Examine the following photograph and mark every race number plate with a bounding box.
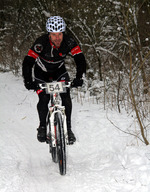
[46,82,65,93]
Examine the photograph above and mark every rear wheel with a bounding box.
[55,112,66,175]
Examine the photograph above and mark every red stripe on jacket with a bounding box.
[71,46,82,56]
[28,49,39,59]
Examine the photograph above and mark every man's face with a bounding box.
[49,32,63,48]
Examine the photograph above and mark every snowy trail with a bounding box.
[1,72,150,192]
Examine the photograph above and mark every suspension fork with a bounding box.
[50,111,57,147]
[50,109,68,147]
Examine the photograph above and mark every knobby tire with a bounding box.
[55,112,66,175]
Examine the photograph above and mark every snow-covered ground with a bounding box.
[1,72,150,192]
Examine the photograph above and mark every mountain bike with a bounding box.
[39,81,70,175]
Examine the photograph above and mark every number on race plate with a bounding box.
[47,82,64,93]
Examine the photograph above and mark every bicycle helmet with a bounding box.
[46,16,66,33]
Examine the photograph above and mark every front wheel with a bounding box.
[55,112,66,175]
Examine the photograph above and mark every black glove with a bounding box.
[72,78,83,87]
[24,81,36,90]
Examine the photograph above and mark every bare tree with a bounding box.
[122,0,149,145]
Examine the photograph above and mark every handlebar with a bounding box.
[39,81,71,94]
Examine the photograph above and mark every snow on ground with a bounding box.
[0,72,150,192]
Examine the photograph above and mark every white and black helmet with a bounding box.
[46,16,66,33]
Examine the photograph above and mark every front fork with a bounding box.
[63,114,69,145]
[50,108,68,147]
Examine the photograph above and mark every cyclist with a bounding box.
[22,16,86,144]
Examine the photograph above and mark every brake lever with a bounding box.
[39,83,47,89]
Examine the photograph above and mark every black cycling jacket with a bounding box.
[22,33,86,83]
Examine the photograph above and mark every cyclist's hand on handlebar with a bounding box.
[24,81,36,90]
[72,78,83,87]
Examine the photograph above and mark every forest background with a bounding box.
[0,0,150,145]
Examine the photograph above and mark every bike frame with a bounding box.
[40,82,70,143]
